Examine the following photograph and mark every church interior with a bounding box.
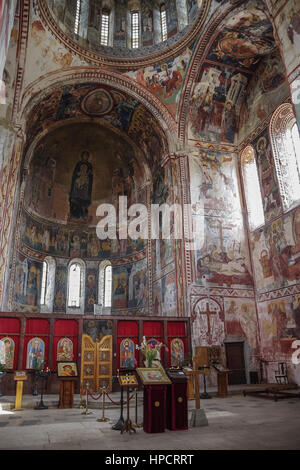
[0,0,300,451]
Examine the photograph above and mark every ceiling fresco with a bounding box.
[186,1,280,145]
[24,83,168,169]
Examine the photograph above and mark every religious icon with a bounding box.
[26,337,45,369]
[57,337,73,361]
[171,338,184,367]
[1,337,15,369]
[69,151,93,220]
[120,338,135,369]
[57,361,78,377]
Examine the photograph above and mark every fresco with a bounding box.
[224,298,258,351]
[275,0,300,77]
[113,259,148,313]
[189,63,249,144]
[253,128,282,223]
[21,210,146,259]
[53,264,67,312]
[250,208,300,294]
[141,0,154,47]
[83,319,113,342]
[85,266,98,313]
[24,85,166,178]
[238,49,289,141]
[189,150,252,288]
[165,0,178,37]
[191,298,225,347]
[24,121,145,225]
[258,294,300,362]
[14,254,43,309]
[125,47,193,117]
[0,0,17,83]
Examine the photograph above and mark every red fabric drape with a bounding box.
[54,319,78,336]
[25,319,50,335]
[143,321,163,337]
[0,318,21,333]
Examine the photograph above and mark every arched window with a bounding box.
[67,259,85,312]
[131,11,140,48]
[101,9,110,46]
[241,145,265,231]
[74,0,81,34]
[160,4,167,41]
[40,256,56,313]
[99,260,112,309]
[40,260,48,306]
[270,103,300,211]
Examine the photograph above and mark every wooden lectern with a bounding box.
[14,371,27,411]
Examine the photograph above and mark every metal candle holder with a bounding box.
[97,386,109,422]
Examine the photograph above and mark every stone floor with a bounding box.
[0,385,299,452]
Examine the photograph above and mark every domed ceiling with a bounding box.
[36,0,210,68]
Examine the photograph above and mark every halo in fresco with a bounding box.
[81,88,114,116]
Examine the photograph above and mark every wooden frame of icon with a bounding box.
[136,367,171,385]
[57,361,78,378]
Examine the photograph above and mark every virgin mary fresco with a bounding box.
[69,151,93,220]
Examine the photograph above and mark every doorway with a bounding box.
[225,342,246,385]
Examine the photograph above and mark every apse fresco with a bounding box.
[250,208,300,294]
[24,84,167,172]
[21,209,146,259]
[24,121,145,225]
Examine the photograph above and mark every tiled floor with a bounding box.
[0,389,300,450]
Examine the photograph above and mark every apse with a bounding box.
[24,121,144,225]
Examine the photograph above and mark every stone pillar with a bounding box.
[0,127,25,310]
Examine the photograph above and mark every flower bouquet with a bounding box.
[136,336,168,368]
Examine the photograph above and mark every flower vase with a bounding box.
[146,358,153,368]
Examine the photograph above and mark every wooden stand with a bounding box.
[121,386,136,435]
[13,372,27,411]
[58,378,77,408]
[213,366,229,398]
